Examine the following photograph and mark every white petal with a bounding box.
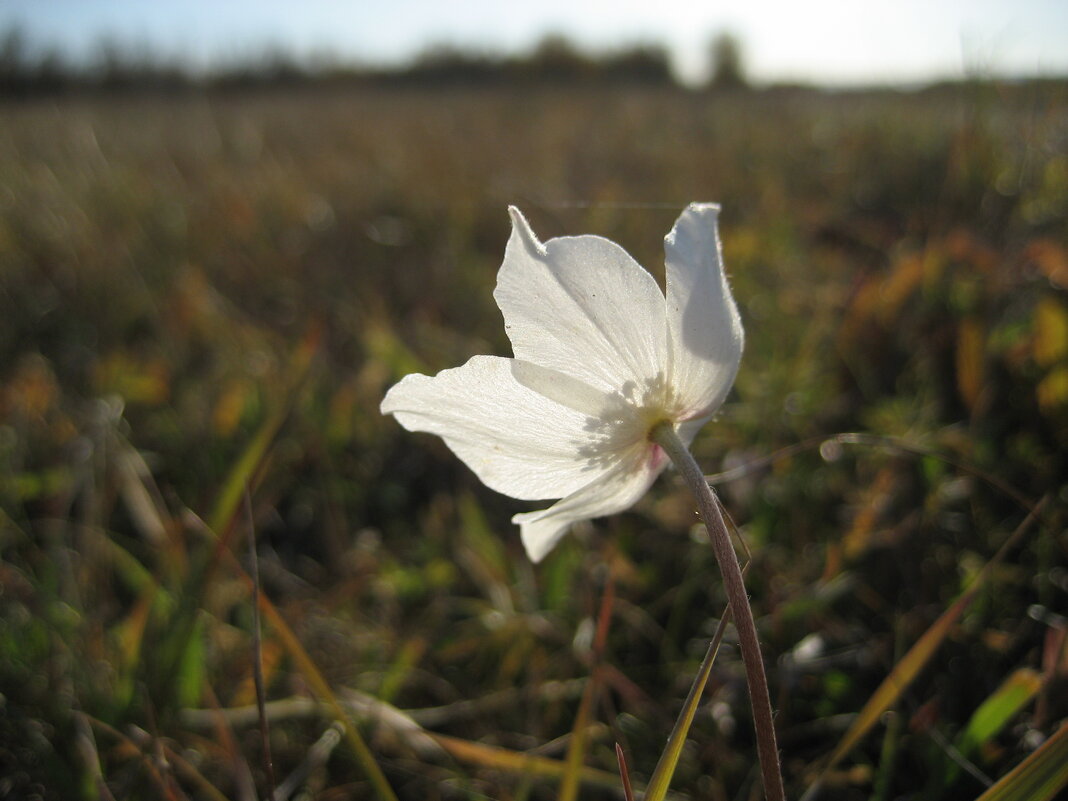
[674,415,709,447]
[664,204,744,421]
[495,207,669,396]
[381,355,615,501]
[509,360,614,418]
[514,442,668,562]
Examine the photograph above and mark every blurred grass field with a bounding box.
[1,81,1067,800]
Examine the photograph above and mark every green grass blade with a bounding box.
[643,611,731,801]
[150,330,318,709]
[644,506,752,801]
[207,326,318,538]
[957,668,1043,759]
[823,588,978,771]
[972,723,1068,801]
[175,615,206,710]
[801,499,1046,801]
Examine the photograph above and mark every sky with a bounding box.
[3,0,1067,86]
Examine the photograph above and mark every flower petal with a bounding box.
[380,355,615,501]
[513,442,667,562]
[509,359,614,418]
[664,203,744,420]
[495,207,669,396]
[674,416,709,447]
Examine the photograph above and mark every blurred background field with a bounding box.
[1,9,1068,800]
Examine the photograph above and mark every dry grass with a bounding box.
[1,81,1066,799]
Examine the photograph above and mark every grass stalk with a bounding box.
[651,423,785,801]
[244,489,277,800]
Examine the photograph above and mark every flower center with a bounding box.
[573,372,682,469]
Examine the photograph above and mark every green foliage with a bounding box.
[0,81,1066,799]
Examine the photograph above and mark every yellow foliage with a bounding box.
[1036,366,1068,413]
[212,379,253,436]
[1,355,58,419]
[92,352,171,405]
[1033,298,1068,368]
[956,317,985,411]
[843,466,896,559]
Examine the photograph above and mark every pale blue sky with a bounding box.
[3,0,1066,85]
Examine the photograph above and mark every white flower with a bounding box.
[381,204,743,562]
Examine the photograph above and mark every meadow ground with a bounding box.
[1,82,1067,800]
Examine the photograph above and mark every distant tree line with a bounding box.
[0,26,753,97]
[377,35,676,88]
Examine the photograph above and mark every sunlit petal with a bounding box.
[674,415,708,447]
[664,203,744,420]
[514,443,667,562]
[381,355,614,501]
[495,207,669,395]
[509,359,616,418]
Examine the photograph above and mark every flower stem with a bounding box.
[651,423,785,801]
